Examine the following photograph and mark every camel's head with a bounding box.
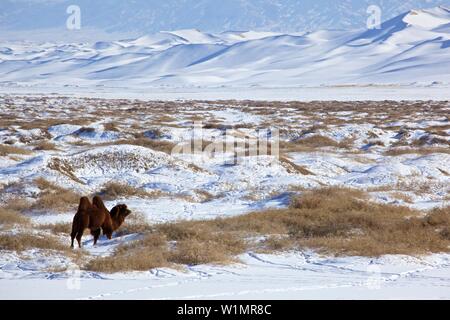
[110,204,131,228]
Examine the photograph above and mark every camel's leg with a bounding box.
[76,229,84,248]
[91,228,101,246]
[70,225,77,248]
[105,231,113,240]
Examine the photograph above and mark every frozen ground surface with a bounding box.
[2,85,450,102]
[0,95,449,299]
[2,252,450,300]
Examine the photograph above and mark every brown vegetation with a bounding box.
[32,178,81,212]
[385,147,450,156]
[0,207,30,227]
[98,182,162,201]
[279,156,314,175]
[33,140,58,151]
[38,222,72,235]
[95,138,176,154]
[0,233,67,252]
[0,144,32,156]
[85,187,450,272]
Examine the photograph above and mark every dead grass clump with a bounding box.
[0,208,30,226]
[280,136,354,153]
[134,138,177,154]
[47,158,84,184]
[296,135,351,149]
[97,138,176,154]
[153,115,176,124]
[169,235,242,265]
[426,207,450,227]
[38,222,72,235]
[261,235,293,252]
[394,178,441,195]
[0,233,66,252]
[98,182,161,201]
[85,233,169,272]
[33,140,58,151]
[103,122,120,132]
[279,156,314,175]
[390,192,413,204]
[194,189,216,202]
[0,144,32,156]
[113,213,152,237]
[17,118,92,131]
[385,147,450,156]
[32,178,81,212]
[289,187,366,210]
[367,140,385,147]
[2,198,31,212]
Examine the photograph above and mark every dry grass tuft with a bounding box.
[95,138,176,154]
[37,222,72,235]
[390,192,413,204]
[0,144,32,156]
[2,197,31,212]
[169,235,242,265]
[194,189,216,202]
[33,140,58,151]
[97,182,162,201]
[47,158,84,184]
[113,213,152,237]
[289,187,367,210]
[385,147,450,156]
[0,208,30,227]
[295,135,353,149]
[279,156,314,175]
[85,233,169,272]
[0,233,67,252]
[103,122,120,132]
[32,178,81,212]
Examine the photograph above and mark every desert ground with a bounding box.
[0,95,449,299]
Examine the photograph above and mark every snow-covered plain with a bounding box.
[0,96,449,299]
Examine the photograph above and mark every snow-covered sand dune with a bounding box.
[1,7,450,89]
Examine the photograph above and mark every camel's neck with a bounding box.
[111,216,125,231]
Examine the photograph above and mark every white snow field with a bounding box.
[0,7,450,91]
[0,96,449,300]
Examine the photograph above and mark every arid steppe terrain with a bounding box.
[1,95,449,299]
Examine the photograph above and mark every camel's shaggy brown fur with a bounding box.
[70,196,131,248]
